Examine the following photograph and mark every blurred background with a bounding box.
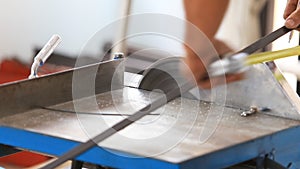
[0,0,298,92]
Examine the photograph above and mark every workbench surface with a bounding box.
[1,87,300,169]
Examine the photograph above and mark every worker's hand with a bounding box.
[284,0,300,29]
[184,55,244,89]
[183,40,244,89]
[211,39,232,57]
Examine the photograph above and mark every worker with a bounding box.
[184,0,299,88]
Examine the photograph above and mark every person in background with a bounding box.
[184,0,299,88]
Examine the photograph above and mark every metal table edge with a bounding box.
[0,126,179,169]
[180,125,300,169]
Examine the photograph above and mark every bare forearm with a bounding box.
[183,0,237,88]
[184,0,229,39]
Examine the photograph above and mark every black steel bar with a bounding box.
[40,107,160,116]
[239,26,292,54]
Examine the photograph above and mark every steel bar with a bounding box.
[239,26,292,54]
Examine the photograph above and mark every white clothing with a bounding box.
[216,0,268,51]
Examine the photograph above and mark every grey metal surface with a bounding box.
[201,64,300,120]
[0,53,300,165]
[1,87,300,164]
[0,60,123,118]
[138,56,300,120]
[139,57,201,99]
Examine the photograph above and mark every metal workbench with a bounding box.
[1,60,300,168]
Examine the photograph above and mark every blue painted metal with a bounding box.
[1,125,300,169]
[0,126,177,169]
[180,126,300,169]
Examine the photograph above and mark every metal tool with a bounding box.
[208,45,300,77]
[207,52,248,77]
[207,26,298,77]
[42,26,296,168]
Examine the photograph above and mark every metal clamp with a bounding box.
[207,53,248,77]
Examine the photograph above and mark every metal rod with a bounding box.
[239,26,292,54]
[246,46,300,65]
[110,0,132,59]
[40,107,160,116]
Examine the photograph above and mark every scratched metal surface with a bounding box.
[1,87,300,164]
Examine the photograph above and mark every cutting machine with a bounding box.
[1,26,300,169]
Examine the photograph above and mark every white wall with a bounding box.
[128,0,185,57]
[273,0,299,91]
[0,0,274,64]
[0,0,120,63]
[0,0,186,64]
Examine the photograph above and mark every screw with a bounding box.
[241,106,258,117]
[113,52,124,60]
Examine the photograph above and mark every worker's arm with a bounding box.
[183,0,242,88]
[184,0,231,55]
[184,0,228,41]
[284,0,300,29]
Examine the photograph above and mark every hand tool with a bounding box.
[41,26,296,169]
[208,26,297,77]
[208,45,300,77]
